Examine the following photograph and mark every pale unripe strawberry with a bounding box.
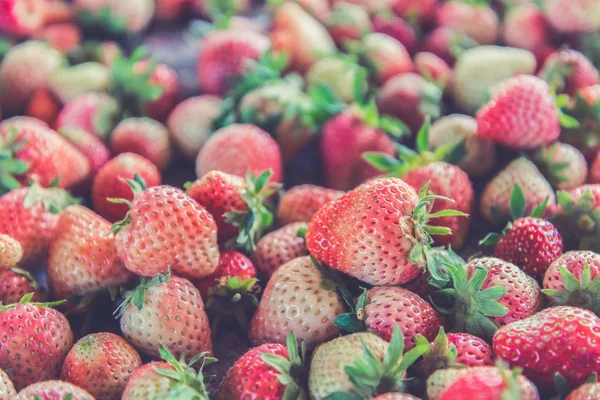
[49,62,111,104]
[437,1,499,45]
[542,0,600,33]
[307,57,365,103]
[0,369,15,400]
[0,234,22,271]
[536,142,588,190]
[16,381,94,400]
[251,222,309,279]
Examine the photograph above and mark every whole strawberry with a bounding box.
[503,4,553,64]
[112,185,219,279]
[436,1,499,45]
[0,368,16,399]
[16,381,94,400]
[0,233,21,270]
[249,256,345,350]
[92,153,161,222]
[195,124,283,183]
[358,32,413,85]
[55,92,119,141]
[0,267,44,305]
[217,332,307,400]
[325,2,371,46]
[251,222,309,279]
[110,117,171,171]
[494,306,600,389]
[543,0,600,33]
[133,60,179,121]
[0,294,73,390]
[372,12,417,55]
[47,205,134,300]
[61,332,142,400]
[536,142,588,191]
[117,273,213,360]
[59,127,111,179]
[278,185,344,225]
[538,49,600,95]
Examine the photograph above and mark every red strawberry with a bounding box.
[110,117,171,171]
[436,1,499,45]
[438,365,540,400]
[74,0,155,33]
[0,267,44,305]
[216,332,307,400]
[278,184,344,225]
[59,127,111,177]
[133,60,179,121]
[424,27,477,66]
[35,22,82,53]
[372,12,417,55]
[55,92,119,141]
[25,88,61,127]
[536,142,588,191]
[195,124,283,183]
[539,49,600,95]
[194,250,257,299]
[567,382,600,399]
[154,0,187,21]
[0,368,15,399]
[0,233,22,270]
[16,381,95,399]
[392,0,437,23]
[494,306,600,389]
[416,328,494,378]
[61,332,142,400]
[0,294,73,390]
[503,4,553,64]
[47,205,134,300]
[92,153,161,223]
[0,184,77,266]
[42,0,74,25]
[251,222,309,279]
[117,273,212,360]
[167,95,222,162]
[306,177,466,285]
[543,0,600,33]
[0,41,63,113]
[476,75,561,149]
[198,28,270,95]
[378,73,442,134]
[480,158,556,225]
[325,2,372,46]
[0,0,46,37]
[249,256,345,350]
[113,185,219,279]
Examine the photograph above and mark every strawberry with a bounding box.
[493,306,600,389]
[92,153,161,222]
[378,73,442,134]
[356,32,413,85]
[270,2,335,73]
[0,267,44,305]
[0,0,46,37]
[536,142,588,191]
[308,326,425,399]
[427,368,471,400]
[561,85,600,156]
[48,62,110,104]
[195,124,283,183]
[251,222,309,279]
[74,0,155,33]
[415,328,494,379]
[133,60,179,121]
[567,382,600,399]
[306,56,364,103]
[0,120,91,191]
[452,46,536,114]
[0,294,73,390]
[591,152,600,184]
[0,369,15,399]
[542,251,600,315]
[25,88,61,127]
[55,92,119,141]
[0,41,63,113]
[414,52,452,90]
[538,49,600,95]
[16,381,95,399]
[372,12,417,55]
[277,0,330,21]
[117,273,213,360]
[194,249,257,298]
[60,332,141,400]
[110,117,171,171]
[325,2,372,46]
[0,233,22,270]
[0,184,77,266]
[167,95,222,162]
[59,128,110,185]
[503,4,553,64]
[307,178,466,285]
[436,1,499,45]
[480,158,556,225]
[429,114,495,177]
[35,22,82,53]
[553,184,600,250]
[424,27,477,66]
[392,0,437,23]
[216,331,308,400]
[187,170,277,250]
[42,0,74,25]
[112,185,219,279]
[542,0,600,33]
[47,205,134,300]
[249,256,345,350]
[154,0,187,21]
[437,365,540,400]
[198,29,270,96]
[278,184,344,225]
[121,345,214,400]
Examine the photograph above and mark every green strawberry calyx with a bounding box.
[77,6,128,35]
[205,276,260,332]
[497,361,525,400]
[109,174,148,234]
[260,331,309,400]
[0,128,30,195]
[0,292,65,311]
[154,344,216,400]
[560,92,600,151]
[535,143,572,189]
[479,184,549,247]
[22,181,80,214]
[224,169,279,251]
[413,327,462,377]
[113,270,170,318]
[552,188,600,251]
[543,263,600,315]
[324,325,429,399]
[363,116,467,177]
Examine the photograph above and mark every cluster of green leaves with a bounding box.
[205,276,260,331]
[113,270,170,318]
[0,129,30,194]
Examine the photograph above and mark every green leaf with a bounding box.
[530,197,549,218]
[477,300,509,317]
[415,116,431,154]
[379,116,409,138]
[384,325,405,372]
[509,184,526,220]
[559,112,581,129]
[479,232,501,246]
[560,266,581,292]
[362,152,402,172]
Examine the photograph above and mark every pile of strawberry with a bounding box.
[2,0,600,399]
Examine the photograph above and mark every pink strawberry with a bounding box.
[359,32,413,85]
[59,127,111,177]
[154,0,187,21]
[503,4,554,64]
[278,184,344,225]
[436,1,499,45]
[414,52,452,90]
[195,124,283,183]
[110,117,171,171]
[325,2,372,46]
[194,250,257,299]
[113,185,219,279]
[251,222,309,279]
[0,267,44,305]
[0,294,74,390]
[117,273,212,360]
[0,233,22,270]
[0,0,46,37]
[92,152,161,222]
[539,49,600,96]
[392,0,437,23]
[34,22,82,53]
[55,92,119,141]
[424,27,477,66]
[47,205,134,300]
[543,0,600,33]
[16,381,95,399]
[167,95,222,162]
[536,142,588,191]
[133,60,179,121]
[372,12,417,55]
[248,256,345,350]
[25,87,61,127]
[61,332,141,400]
